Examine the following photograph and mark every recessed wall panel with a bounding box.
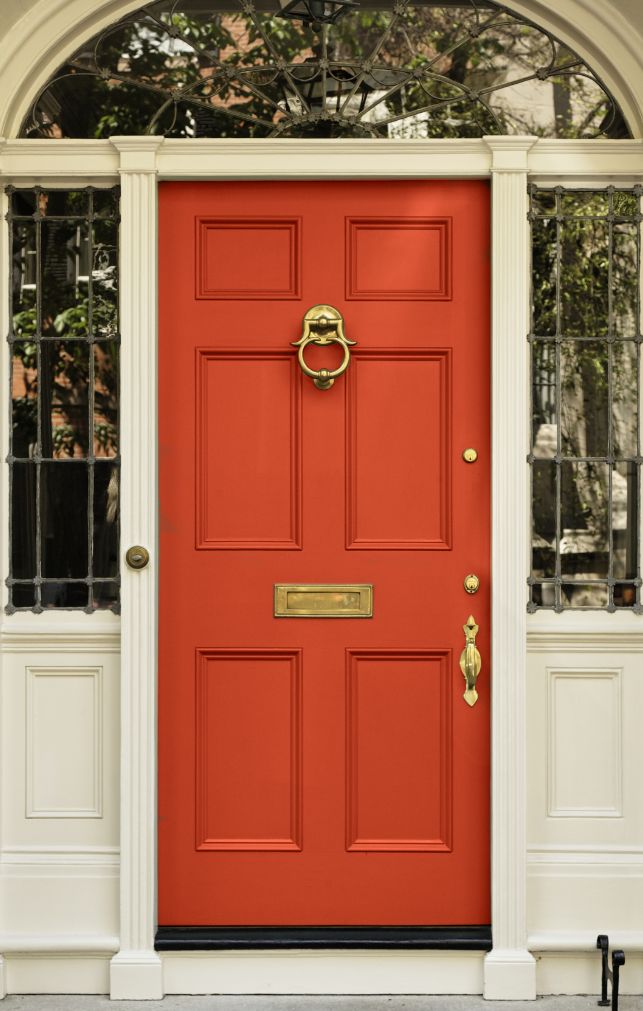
[346,649,452,851]
[197,217,301,299]
[26,666,102,818]
[346,350,451,549]
[196,350,301,548]
[547,668,623,817]
[196,649,302,850]
[346,217,451,300]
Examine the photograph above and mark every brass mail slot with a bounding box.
[274,584,373,618]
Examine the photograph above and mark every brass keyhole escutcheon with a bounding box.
[464,573,480,594]
[462,447,478,463]
[126,545,150,570]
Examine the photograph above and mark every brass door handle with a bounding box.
[459,614,481,707]
[292,304,356,390]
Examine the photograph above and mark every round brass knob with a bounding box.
[464,573,480,594]
[462,448,478,463]
[125,545,150,570]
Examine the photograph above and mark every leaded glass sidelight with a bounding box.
[529,186,642,612]
[21,1,628,140]
[7,187,120,613]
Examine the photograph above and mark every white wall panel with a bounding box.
[547,669,622,818]
[26,667,102,818]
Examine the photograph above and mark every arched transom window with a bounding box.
[23,0,628,140]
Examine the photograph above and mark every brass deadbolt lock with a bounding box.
[464,573,480,594]
[126,545,150,570]
[462,448,478,463]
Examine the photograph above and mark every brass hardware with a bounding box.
[125,545,150,570]
[462,448,478,463]
[464,573,480,594]
[459,614,481,707]
[275,583,372,617]
[292,304,356,390]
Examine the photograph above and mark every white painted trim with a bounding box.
[0,131,641,999]
[483,136,537,1001]
[162,951,486,995]
[107,137,162,1002]
[529,931,643,952]
[1,137,643,183]
[25,666,103,819]
[0,937,119,954]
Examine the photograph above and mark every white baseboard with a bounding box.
[109,952,163,1000]
[483,949,537,1000]
[162,951,485,995]
[3,954,109,995]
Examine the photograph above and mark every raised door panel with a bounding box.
[197,217,301,299]
[346,217,451,300]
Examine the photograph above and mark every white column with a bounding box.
[483,136,537,1001]
[109,136,164,1001]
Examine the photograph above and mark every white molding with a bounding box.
[107,136,162,1002]
[0,956,5,1000]
[25,666,103,819]
[0,936,118,954]
[546,667,623,820]
[484,135,537,1002]
[528,931,643,952]
[1,137,643,184]
[162,951,485,995]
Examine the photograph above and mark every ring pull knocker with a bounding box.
[292,304,356,390]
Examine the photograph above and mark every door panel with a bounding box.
[158,180,490,926]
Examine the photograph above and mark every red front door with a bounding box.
[158,180,490,926]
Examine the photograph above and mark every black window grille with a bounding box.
[6,186,120,613]
[529,185,641,612]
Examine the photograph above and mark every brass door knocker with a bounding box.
[292,304,356,390]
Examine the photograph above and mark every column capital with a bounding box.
[109,136,164,173]
[483,135,538,173]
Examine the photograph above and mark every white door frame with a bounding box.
[1,134,643,1000]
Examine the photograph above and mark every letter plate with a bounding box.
[274,584,373,618]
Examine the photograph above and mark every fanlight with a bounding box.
[22,0,629,140]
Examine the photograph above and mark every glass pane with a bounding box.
[94,341,119,456]
[532,460,556,577]
[560,341,608,457]
[42,189,89,217]
[11,584,36,608]
[41,581,89,608]
[92,189,120,218]
[560,582,608,608]
[40,341,89,459]
[612,222,638,337]
[11,221,38,332]
[11,343,38,458]
[10,189,37,216]
[612,462,638,579]
[12,462,37,579]
[93,581,119,609]
[531,341,557,456]
[531,190,557,216]
[560,191,608,217]
[94,463,119,577]
[560,218,609,337]
[612,341,638,458]
[40,219,89,339]
[612,192,639,218]
[530,583,556,608]
[561,461,609,576]
[614,584,638,608]
[531,217,557,336]
[92,219,118,339]
[40,462,88,577]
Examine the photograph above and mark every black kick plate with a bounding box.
[155,926,492,951]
